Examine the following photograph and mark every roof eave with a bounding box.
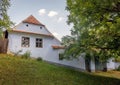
[10,30,53,37]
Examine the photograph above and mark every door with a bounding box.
[85,57,91,72]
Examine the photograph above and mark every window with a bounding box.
[21,37,30,47]
[36,38,43,48]
[26,24,29,27]
[40,26,42,29]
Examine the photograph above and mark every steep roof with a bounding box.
[22,15,44,26]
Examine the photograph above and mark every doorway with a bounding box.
[85,57,91,72]
[4,30,8,39]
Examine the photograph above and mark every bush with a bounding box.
[36,57,43,61]
[21,51,31,59]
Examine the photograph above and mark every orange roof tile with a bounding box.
[22,15,44,26]
[52,45,65,49]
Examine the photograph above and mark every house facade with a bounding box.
[7,15,117,72]
[8,15,61,59]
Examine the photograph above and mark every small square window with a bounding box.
[26,24,29,27]
[21,37,30,47]
[36,38,43,48]
[40,27,42,29]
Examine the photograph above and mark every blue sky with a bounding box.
[8,0,71,40]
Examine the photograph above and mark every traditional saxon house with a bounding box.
[5,15,119,72]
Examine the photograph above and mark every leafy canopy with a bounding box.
[0,0,13,37]
[63,0,120,61]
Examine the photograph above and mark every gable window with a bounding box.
[40,26,42,29]
[36,38,43,48]
[26,24,29,27]
[21,37,30,47]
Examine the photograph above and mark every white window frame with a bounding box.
[36,38,43,48]
[21,37,30,47]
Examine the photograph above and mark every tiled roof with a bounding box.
[52,45,65,49]
[22,15,44,26]
[10,29,53,37]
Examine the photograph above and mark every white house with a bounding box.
[6,15,117,72]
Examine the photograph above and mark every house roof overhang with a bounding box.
[10,29,54,37]
[52,45,65,49]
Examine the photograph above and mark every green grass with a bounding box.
[0,54,119,85]
[92,71,120,79]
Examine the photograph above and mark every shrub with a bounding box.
[36,57,43,61]
[21,51,31,59]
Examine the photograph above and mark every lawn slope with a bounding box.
[0,54,119,85]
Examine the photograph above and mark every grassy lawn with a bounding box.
[92,71,120,79]
[0,54,119,85]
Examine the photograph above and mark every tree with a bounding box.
[0,0,13,37]
[61,35,75,47]
[63,0,120,61]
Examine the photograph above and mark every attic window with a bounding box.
[40,26,42,29]
[26,24,29,27]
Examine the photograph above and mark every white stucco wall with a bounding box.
[90,60,95,72]
[107,58,115,70]
[9,22,59,57]
[115,62,120,69]
[8,22,87,71]
[14,23,51,35]
[45,49,86,71]
[8,32,86,71]
[8,32,59,58]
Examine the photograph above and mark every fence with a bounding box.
[0,39,8,53]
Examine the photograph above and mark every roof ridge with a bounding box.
[22,15,44,26]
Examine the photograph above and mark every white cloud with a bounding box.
[38,9,46,15]
[48,11,58,17]
[57,17,65,22]
[53,32,59,36]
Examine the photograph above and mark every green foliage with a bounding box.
[114,56,120,62]
[36,57,43,61]
[63,0,120,61]
[21,51,31,59]
[0,0,13,37]
[61,35,75,47]
[0,54,119,85]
